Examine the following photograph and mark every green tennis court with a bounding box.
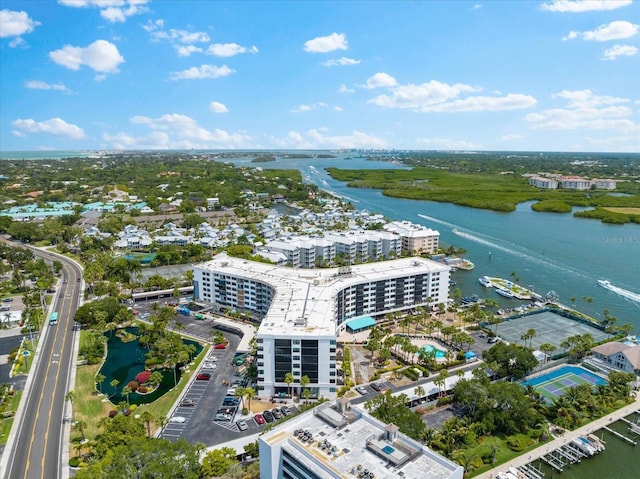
[521,365,607,403]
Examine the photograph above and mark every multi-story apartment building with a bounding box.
[259,398,463,479]
[193,253,449,399]
[383,220,440,255]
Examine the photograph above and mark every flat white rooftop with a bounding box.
[199,253,449,337]
[261,401,462,479]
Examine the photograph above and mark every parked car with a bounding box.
[488,337,499,344]
[180,399,196,407]
[355,386,368,395]
[236,420,248,431]
[223,397,240,406]
[217,407,236,415]
[214,343,227,349]
[196,373,211,380]
[215,413,232,422]
[2,298,13,303]
[263,410,275,423]
[370,382,382,392]
[169,416,187,423]
[280,406,292,416]
[226,388,236,396]
[271,408,283,420]
[254,414,265,425]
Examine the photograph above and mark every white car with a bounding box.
[355,386,368,395]
[169,416,187,423]
[236,420,248,431]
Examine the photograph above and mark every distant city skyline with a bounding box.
[1,0,639,153]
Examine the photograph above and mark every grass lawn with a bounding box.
[0,390,23,446]
[466,432,547,477]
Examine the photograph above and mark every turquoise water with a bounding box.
[219,154,639,334]
[421,344,446,359]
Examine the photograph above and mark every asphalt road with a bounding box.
[2,244,81,479]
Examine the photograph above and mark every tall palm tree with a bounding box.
[284,372,295,397]
[244,387,256,412]
[65,390,75,422]
[140,410,154,437]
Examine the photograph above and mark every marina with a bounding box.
[474,399,640,479]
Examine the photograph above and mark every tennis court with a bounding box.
[495,309,612,355]
[521,365,607,403]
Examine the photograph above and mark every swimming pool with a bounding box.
[421,344,446,359]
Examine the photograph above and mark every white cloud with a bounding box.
[603,44,638,60]
[291,102,328,113]
[322,57,361,67]
[25,80,72,93]
[366,77,536,113]
[104,113,251,149]
[338,84,355,93]
[552,89,629,108]
[9,37,26,48]
[206,43,258,57]
[564,20,639,41]
[59,0,149,23]
[417,137,483,150]
[176,45,203,57]
[334,106,343,112]
[153,28,210,44]
[304,32,348,53]
[11,117,85,139]
[541,0,631,12]
[11,130,26,138]
[526,89,639,132]
[360,72,398,89]
[169,64,234,80]
[269,128,387,149]
[49,40,124,73]
[0,9,40,38]
[209,101,228,113]
[473,4,483,9]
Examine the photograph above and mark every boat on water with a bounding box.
[479,276,493,287]
[598,279,611,288]
[495,288,516,299]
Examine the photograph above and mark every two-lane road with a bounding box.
[2,245,81,479]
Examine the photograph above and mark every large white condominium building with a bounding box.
[259,398,463,479]
[193,253,449,399]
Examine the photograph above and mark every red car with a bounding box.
[196,373,211,380]
[254,414,265,425]
[214,343,227,349]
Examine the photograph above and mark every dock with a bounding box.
[603,425,637,445]
[517,464,544,479]
[474,394,640,479]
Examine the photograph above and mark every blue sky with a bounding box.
[1,0,639,152]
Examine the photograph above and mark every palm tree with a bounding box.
[109,379,120,398]
[284,372,295,398]
[300,375,310,399]
[235,386,246,409]
[243,387,256,412]
[95,373,106,394]
[414,385,425,401]
[435,369,449,398]
[122,385,132,405]
[140,410,154,437]
[72,420,87,441]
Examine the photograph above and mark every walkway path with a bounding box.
[475,393,640,479]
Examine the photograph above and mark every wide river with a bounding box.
[222,153,640,335]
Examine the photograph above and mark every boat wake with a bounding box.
[599,281,640,304]
[418,214,592,278]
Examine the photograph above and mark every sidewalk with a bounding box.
[474,393,640,479]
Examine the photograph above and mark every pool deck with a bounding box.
[474,392,640,479]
